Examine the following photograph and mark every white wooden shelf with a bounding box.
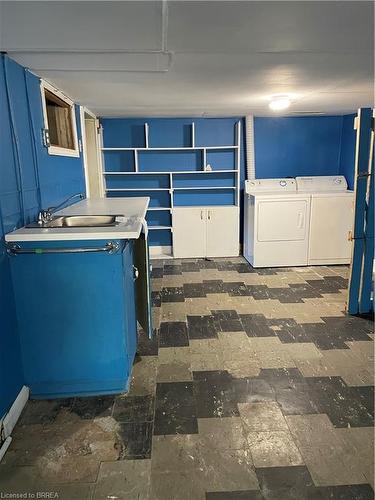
[147,207,171,211]
[173,186,236,191]
[107,186,235,192]
[102,145,239,151]
[172,170,238,174]
[103,171,170,175]
[106,188,170,192]
[103,170,238,175]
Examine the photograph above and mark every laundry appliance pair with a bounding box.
[243,176,354,268]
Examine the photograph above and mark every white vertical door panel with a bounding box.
[206,206,239,257]
[309,194,354,264]
[172,208,206,258]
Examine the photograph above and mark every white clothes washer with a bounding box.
[296,175,354,265]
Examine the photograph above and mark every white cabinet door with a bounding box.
[172,208,206,258]
[206,206,239,257]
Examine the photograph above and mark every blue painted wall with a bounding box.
[339,114,357,190]
[101,117,246,246]
[253,115,345,179]
[0,55,85,416]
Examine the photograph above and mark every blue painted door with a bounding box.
[134,231,153,338]
[348,108,374,315]
[122,240,137,370]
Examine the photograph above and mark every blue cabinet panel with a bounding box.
[103,151,135,172]
[173,172,235,188]
[139,150,202,172]
[108,190,171,208]
[174,189,235,206]
[149,229,172,246]
[149,120,192,147]
[10,239,137,398]
[146,211,171,227]
[206,150,236,169]
[194,118,237,147]
[106,174,170,190]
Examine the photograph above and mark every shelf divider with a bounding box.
[101,145,238,151]
[145,123,149,149]
[103,170,238,175]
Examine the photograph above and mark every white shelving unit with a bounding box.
[100,121,241,257]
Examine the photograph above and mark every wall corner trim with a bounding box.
[0,385,29,459]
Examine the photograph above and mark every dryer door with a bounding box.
[257,199,308,242]
[253,196,310,267]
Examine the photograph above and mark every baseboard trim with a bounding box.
[0,385,29,463]
[2,385,29,439]
[0,437,12,463]
[150,245,173,259]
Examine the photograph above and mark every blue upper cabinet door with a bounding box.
[122,240,138,369]
[134,231,153,339]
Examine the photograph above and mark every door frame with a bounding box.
[80,106,104,198]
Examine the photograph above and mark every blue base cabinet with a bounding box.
[9,239,140,398]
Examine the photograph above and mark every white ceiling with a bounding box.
[0,1,373,117]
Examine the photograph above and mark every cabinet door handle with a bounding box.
[133,266,139,280]
[201,210,204,220]
[208,210,211,220]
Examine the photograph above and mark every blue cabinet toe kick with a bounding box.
[29,379,131,400]
[8,238,152,399]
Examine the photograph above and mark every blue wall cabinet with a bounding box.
[100,118,243,255]
[9,239,143,398]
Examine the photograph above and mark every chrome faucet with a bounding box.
[37,193,84,225]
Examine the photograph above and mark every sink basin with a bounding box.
[26,215,119,228]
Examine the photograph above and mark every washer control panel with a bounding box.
[245,178,296,194]
[296,175,348,192]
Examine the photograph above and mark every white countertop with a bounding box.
[5,197,150,242]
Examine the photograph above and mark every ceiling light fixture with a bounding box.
[269,95,291,111]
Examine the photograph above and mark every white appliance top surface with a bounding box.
[5,197,150,242]
[245,178,297,194]
[296,175,348,192]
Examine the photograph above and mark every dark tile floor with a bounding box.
[0,258,374,499]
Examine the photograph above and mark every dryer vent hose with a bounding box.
[245,115,255,180]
